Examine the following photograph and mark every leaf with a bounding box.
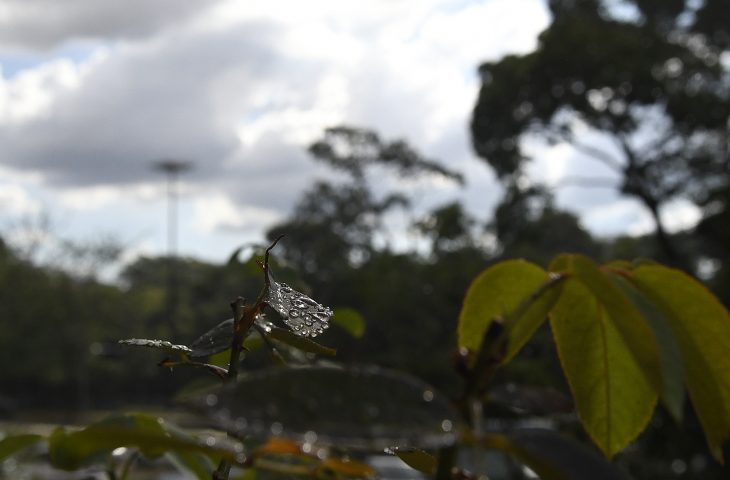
[611,274,685,422]
[390,447,436,475]
[0,434,43,461]
[331,308,366,338]
[630,265,730,462]
[195,365,461,450]
[266,271,333,338]
[267,326,336,356]
[118,338,192,355]
[458,260,551,362]
[478,429,629,480]
[549,277,657,458]
[189,318,235,358]
[167,451,216,480]
[317,458,377,478]
[254,438,302,456]
[550,254,663,396]
[48,413,234,470]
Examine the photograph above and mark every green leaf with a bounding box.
[458,260,550,361]
[196,365,461,450]
[630,265,730,462]
[331,308,366,338]
[549,277,657,458]
[189,318,235,358]
[0,434,43,461]
[267,326,336,356]
[478,429,629,480]
[118,338,192,355]
[390,447,436,475]
[167,451,216,480]
[550,254,663,397]
[48,413,233,470]
[611,274,685,422]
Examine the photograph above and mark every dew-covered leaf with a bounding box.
[479,429,629,480]
[118,338,192,355]
[549,277,656,458]
[194,365,460,450]
[267,326,336,356]
[48,413,234,470]
[0,434,43,461]
[630,265,730,462]
[189,318,234,358]
[390,447,437,475]
[266,271,333,338]
[331,308,366,338]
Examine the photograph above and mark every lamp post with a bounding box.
[154,159,192,336]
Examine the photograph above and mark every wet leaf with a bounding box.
[0,434,43,461]
[189,318,235,358]
[195,365,460,450]
[458,260,551,362]
[478,429,629,480]
[266,271,333,338]
[267,326,336,356]
[391,447,436,475]
[630,265,730,462]
[118,338,192,355]
[48,413,233,470]
[549,277,656,458]
[331,308,366,338]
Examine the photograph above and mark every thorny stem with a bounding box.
[213,236,283,480]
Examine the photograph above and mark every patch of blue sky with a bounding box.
[0,40,103,79]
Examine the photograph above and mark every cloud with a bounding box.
[0,0,553,260]
[0,0,221,51]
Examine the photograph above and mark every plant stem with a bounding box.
[212,236,283,480]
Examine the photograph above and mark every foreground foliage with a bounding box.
[2,245,730,479]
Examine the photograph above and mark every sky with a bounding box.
[0,0,702,272]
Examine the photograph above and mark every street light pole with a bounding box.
[154,159,192,337]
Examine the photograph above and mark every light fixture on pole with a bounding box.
[153,159,192,336]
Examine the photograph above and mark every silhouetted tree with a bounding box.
[471,0,730,263]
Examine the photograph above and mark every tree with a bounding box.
[471,0,730,263]
[491,182,603,264]
[268,125,463,282]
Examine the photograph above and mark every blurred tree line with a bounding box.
[0,0,728,477]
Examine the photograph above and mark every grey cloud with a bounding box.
[0,0,222,51]
[0,22,297,188]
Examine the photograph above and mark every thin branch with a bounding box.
[571,140,625,172]
[553,175,619,189]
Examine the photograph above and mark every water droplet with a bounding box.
[303,430,318,443]
[441,419,453,432]
[112,447,128,457]
[235,453,247,464]
[205,394,218,407]
[270,422,284,435]
[422,390,434,402]
[289,309,300,318]
[302,442,313,453]
[205,436,217,447]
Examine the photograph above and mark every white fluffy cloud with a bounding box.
[0,0,553,261]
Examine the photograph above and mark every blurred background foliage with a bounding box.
[1,0,729,478]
